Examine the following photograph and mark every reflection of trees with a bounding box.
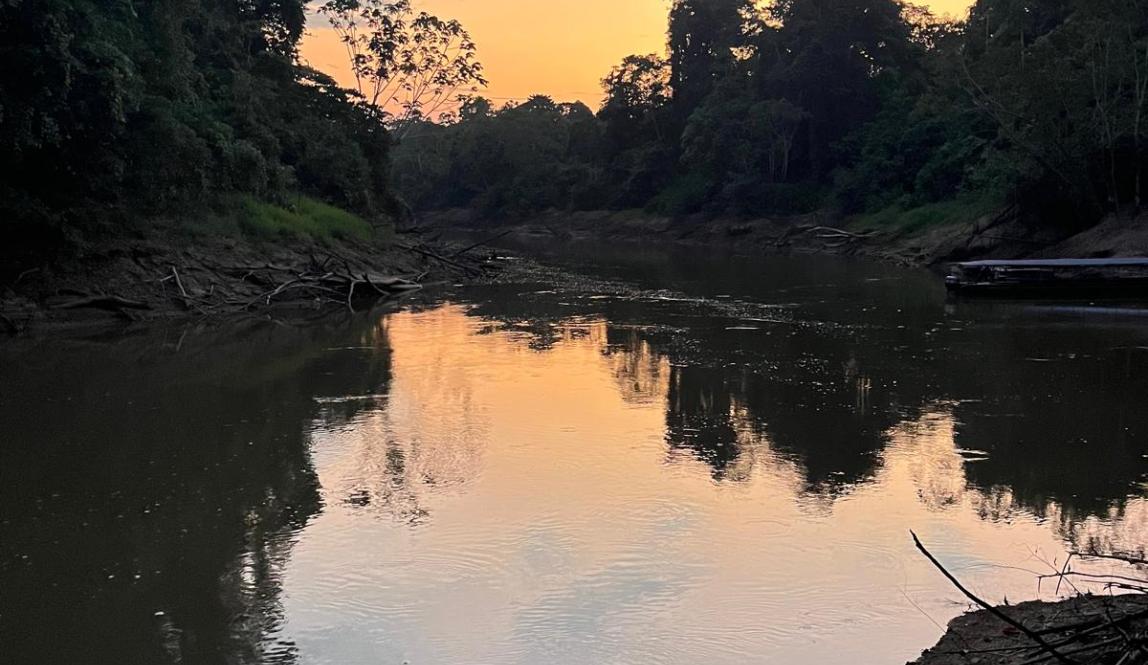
[1062,498,1148,556]
[459,278,1148,529]
[603,327,666,406]
[942,334,1148,522]
[649,311,1148,521]
[0,316,393,665]
[322,307,491,525]
[665,365,740,478]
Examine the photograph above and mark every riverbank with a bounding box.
[0,228,491,335]
[913,593,1148,665]
[421,207,1148,267]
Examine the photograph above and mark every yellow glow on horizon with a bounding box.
[301,0,975,110]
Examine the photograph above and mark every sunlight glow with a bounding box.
[301,0,976,109]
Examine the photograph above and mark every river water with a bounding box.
[2,243,1147,665]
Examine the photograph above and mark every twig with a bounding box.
[911,531,1078,665]
[1073,551,1148,567]
[1038,572,1148,587]
[346,279,358,312]
[1056,553,1075,596]
[1016,636,1123,665]
[245,278,301,309]
[53,295,151,311]
[170,266,190,299]
[14,267,41,285]
[1040,607,1148,651]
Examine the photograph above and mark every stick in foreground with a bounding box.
[910,530,1077,665]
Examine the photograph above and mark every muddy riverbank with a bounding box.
[913,593,1148,665]
[422,208,1148,267]
[0,231,492,335]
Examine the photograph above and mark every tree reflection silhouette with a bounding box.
[0,316,393,665]
[457,275,1148,523]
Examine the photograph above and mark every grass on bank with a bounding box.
[182,193,377,243]
[850,193,1002,235]
[236,195,374,242]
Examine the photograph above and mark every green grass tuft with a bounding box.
[851,193,1002,235]
[237,195,373,242]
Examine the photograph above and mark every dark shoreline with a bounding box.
[421,208,1148,268]
[0,231,490,336]
[911,593,1148,665]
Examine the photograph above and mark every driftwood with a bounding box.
[451,229,515,257]
[237,267,421,312]
[803,225,876,240]
[398,242,482,274]
[774,224,875,248]
[53,295,151,312]
[225,250,435,313]
[24,241,481,325]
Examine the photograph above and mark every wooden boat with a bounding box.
[945,258,1148,297]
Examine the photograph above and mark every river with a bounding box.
[2,242,1147,664]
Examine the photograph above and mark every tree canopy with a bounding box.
[0,0,471,249]
[392,0,1148,231]
[7,0,1148,242]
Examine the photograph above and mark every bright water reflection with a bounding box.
[2,249,1147,665]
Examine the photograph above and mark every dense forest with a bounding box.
[395,0,1148,234]
[3,0,1148,261]
[0,0,423,262]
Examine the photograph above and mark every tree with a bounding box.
[317,0,487,137]
[759,0,919,180]
[760,99,807,182]
[667,0,755,120]
[600,54,671,149]
[0,0,408,255]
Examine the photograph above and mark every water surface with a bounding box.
[3,245,1147,664]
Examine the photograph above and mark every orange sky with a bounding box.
[302,0,975,110]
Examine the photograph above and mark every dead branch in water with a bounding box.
[451,229,515,257]
[1073,550,1148,567]
[911,530,1079,665]
[53,295,151,312]
[398,242,481,274]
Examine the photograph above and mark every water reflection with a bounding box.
[3,246,1148,665]
[0,317,394,664]
[463,245,1148,519]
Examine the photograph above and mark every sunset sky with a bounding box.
[301,0,976,109]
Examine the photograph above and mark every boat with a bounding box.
[945,258,1148,297]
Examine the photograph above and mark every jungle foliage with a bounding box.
[0,0,400,250]
[394,0,1148,231]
